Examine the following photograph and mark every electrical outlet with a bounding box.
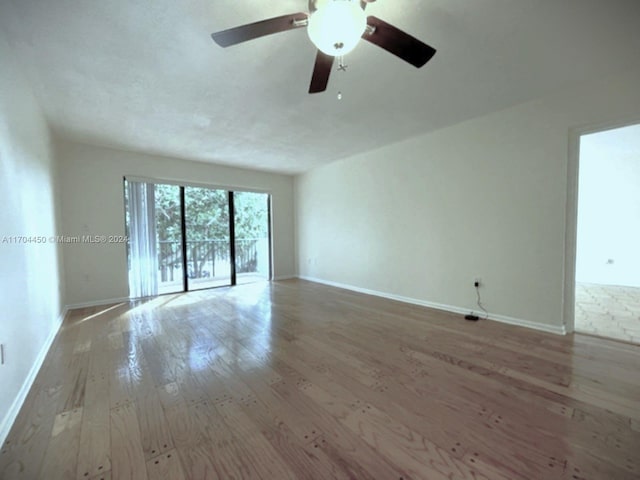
[474,277,481,287]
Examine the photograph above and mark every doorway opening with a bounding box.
[124,179,271,298]
[574,123,640,343]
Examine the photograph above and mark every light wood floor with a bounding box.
[575,282,640,344]
[2,280,640,479]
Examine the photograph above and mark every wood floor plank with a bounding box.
[110,402,147,480]
[155,382,185,410]
[144,449,185,480]
[76,375,111,479]
[178,441,257,480]
[235,433,299,480]
[189,400,235,445]
[231,373,324,444]
[39,407,83,480]
[108,349,134,410]
[270,377,409,480]
[57,351,89,414]
[238,398,350,480]
[347,401,519,480]
[135,391,174,460]
[213,399,265,440]
[0,384,61,479]
[164,403,208,449]
[3,280,640,479]
[309,331,575,472]
[90,470,111,480]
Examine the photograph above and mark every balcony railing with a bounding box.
[158,239,263,282]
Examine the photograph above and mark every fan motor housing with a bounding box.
[309,0,375,13]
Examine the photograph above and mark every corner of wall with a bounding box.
[51,134,68,309]
[0,37,68,447]
[0,307,67,446]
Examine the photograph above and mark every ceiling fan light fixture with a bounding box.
[307,0,367,56]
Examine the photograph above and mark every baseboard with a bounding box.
[273,275,297,281]
[65,296,130,310]
[299,276,566,336]
[0,306,68,446]
[488,312,566,335]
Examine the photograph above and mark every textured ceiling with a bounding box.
[1,0,639,174]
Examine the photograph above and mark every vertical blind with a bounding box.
[127,181,158,298]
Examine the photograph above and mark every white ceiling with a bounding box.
[1,0,639,174]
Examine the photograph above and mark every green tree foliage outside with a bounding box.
[154,185,268,280]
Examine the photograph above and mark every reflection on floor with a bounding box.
[575,282,640,344]
[3,280,640,479]
[158,273,268,294]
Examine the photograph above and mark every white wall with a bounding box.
[576,128,640,287]
[0,36,65,443]
[296,67,640,332]
[56,140,296,306]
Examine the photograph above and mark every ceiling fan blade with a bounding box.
[211,13,308,47]
[363,16,436,68]
[309,50,334,93]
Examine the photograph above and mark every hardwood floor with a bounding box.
[2,279,640,479]
[575,282,640,344]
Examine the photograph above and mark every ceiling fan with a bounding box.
[210,0,436,94]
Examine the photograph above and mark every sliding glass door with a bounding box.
[184,187,231,290]
[234,191,270,285]
[156,184,184,294]
[125,179,270,298]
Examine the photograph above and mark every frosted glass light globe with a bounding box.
[307,0,367,56]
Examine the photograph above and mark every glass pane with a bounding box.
[234,192,270,285]
[155,184,184,294]
[184,186,231,290]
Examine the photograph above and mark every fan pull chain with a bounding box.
[337,55,347,71]
[336,55,347,100]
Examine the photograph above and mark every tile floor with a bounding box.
[575,282,640,344]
